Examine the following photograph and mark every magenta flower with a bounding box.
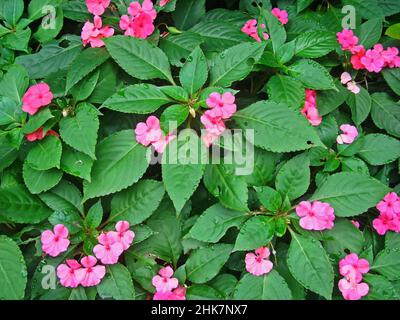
[241,19,269,42]
[93,232,124,265]
[373,192,400,235]
[381,46,400,68]
[296,201,335,231]
[336,29,359,52]
[301,89,322,126]
[75,256,106,287]
[339,253,369,283]
[206,92,237,119]
[25,127,59,142]
[159,0,170,7]
[41,224,70,257]
[360,45,385,73]
[85,0,110,16]
[109,221,135,250]
[336,124,358,144]
[56,259,83,288]
[81,15,114,48]
[245,247,273,276]
[153,286,186,300]
[22,83,53,115]
[271,8,288,25]
[200,111,226,136]
[135,116,163,146]
[152,266,179,293]
[338,278,369,300]
[120,0,156,39]
[376,192,400,216]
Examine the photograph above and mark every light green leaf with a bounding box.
[288,59,335,90]
[97,264,135,300]
[0,96,24,126]
[266,75,305,110]
[234,216,275,251]
[23,161,62,194]
[26,135,62,171]
[359,18,382,48]
[346,86,371,125]
[357,134,400,165]
[60,145,93,181]
[372,249,400,280]
[295,31,337,58]
[0,64,29,104]
[179,46,208,94]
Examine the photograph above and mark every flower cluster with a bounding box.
[241,20,269,42]
[41,221,135,288]
[338,253,370,300]
[337,29,400,73]
[373,192,400,235]
[336,124,358,145]
[135,115,175,153]
[200,92,237,147]
[301,89,322,126]
[120,0,157,39]
[152,266,186,300]
[245,247,273,276]
[296,201,335,231]
[340,72,360,94]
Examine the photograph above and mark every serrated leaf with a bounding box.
[179,46,208,94]
[295,31,337,58]
[172,0,205,30]
[0,96,24,126]
[346,86,371,125]
[97,264,135,300]
[359,18,382,49]
[160,104,189,131]
[60,145,93,181]
[266,75,305,109]
[85,200,103,229]
[26,135,62,170]
[288,59,335,90]
[23,161,63,194]
[0,64,29,104]
[372,249,400,280]
[371,93,400,137]
[234,216,275,251]
[22,108,54,134]
[357,134,400,165]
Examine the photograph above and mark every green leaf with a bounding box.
[372,249,400,280]
[210,42,265,87]
[288,59,335,90]
[371,93,400,138]
[386,23,400,40]
[160,86,189,102]
[255,186,282,213]
[364,274,400,300]
[186,284,224,300]
[233,101,323,152]
[263,9,286,53]
[188,203,247,243]
[66,48,109,92]
[26,135,62,171]
[287,232,333,299]
[203,164,249,212]
[2,28,31,53]
[59,103,99,159]
[88,62,118,104]
[276,154,310,200]
[234,216,275,251]
[22,108,54,134]
[382,69,400,97]
[110,179,165,225]
[359,18,383,49]
[160,104,189,131]
[266,75,305,110]
[162,131,205,213]
[0,96,24,126]
[83,130,149,200]
[60,145,93,181]
[244,148,277,186]
[0,184,52,223]
[311,172,390,217]
[0,236,27,299]
[357,134,400,165]
[186,244,233,284]
[179,46,208,94]
[28,0,62,20]
[0,0,24,25]
[295,31,337,58]
[33,6,64,43]
[346,86,371,125]
[104,36,173,84]
[102,84,170,114]
[0,64,29,104]
[70,69,100,102]
[85,200,103,229]
[172,0,206,30]
[318,80,349,116]
[97,264,135,300]
[23,161,62,194]
[233,271,292,300]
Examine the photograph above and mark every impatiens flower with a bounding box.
[153,286,186,300]
[296,201,335,231]
[159,0,170,7]
[22,83,53,115]
[135,116,163,147]
[346,81,360,94]
[336,124,358,144]
[271,8,288,25]
[41,224,70,257]
[337,29,359,52]
[241,19,269,42]
[206,92,237,119]
[93,232,124,265]
[340,72,352,84]
[152,132,176,153]
[120,0,157,39]
[376,192,400,216]
[152,266,179,293]
[339,253,370,283]
[360,45,385,73]
[352,220,360,229]
[109,221,135,250]
[81,15,114,48]
[373,211,400,235]
[86,0,110,16]
[351,46,367,70]
[245,247,273,276]
[338,278,369,300]
[202,132,220,148]
[76,256,106,287]
[128,0,157,20]
[25,127,59,142]
[57,259,83,288]
[200,111,226,136]
[301,89,322,126]
[381,46,400,68]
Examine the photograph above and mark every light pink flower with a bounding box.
[296,201,335,231]
[373,212,400,235]
[245,247,273,276]
[361,45,385,73]
[271,8,288,25]
[336,124,358,144]
[41,224,70,257]
[339,253,369,283]
[56,259,83,288]
[75,256,106,287]
[152,266,179,293]
[338,278,369,300]
[381,46,400,68]
[206,92,237,119]
[81,15,114,48]
[128,0,157,20]
[25,127,59,142]
[376,192,400,216]
[202,132,220,148]
[351,220,360,229]
[200,111,226,136]
[340,72,352,84]
[301,89,322,126]
[135,116,163,147]
[346,81,360,94]
[109,221,135,250]
[152,132,176,153]
[159,0,170,7]
[93,232,124,265]
[153,286,186,300]
[241,19,269,42]
[22,83,53,115]
[86,0,110,15]
[336,29,359,52]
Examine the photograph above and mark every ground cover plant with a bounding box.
[0,0,400,301]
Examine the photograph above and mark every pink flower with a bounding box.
[376,192,400,216]
[245,247,273,276]
[346,81,360,94]
[56,259,83,288]
[41,224,70,257]
[339,253,369,283]
[159,0,170,7]
[135,116,163,147]
[120,12,155,39]
[81,15,114,48]
[338,278,369,300]
[93,232,124,265]
[373,211,400,235]
[340,72,352,84]
[206,92,237,119]
[361,45,385,73]
[336,124,358,144]
[86,0,110,15]
[202,132,220,148]
[128,0,157,20]
[152,266,179,293]
[75,256,106,287]
[301,89,322,126]
[350,46,366,70]
[200,111,226,136]
[381,46,400,68]
[109,221,135,250]
[25,127,59,142]
[22,83,53,115]
[153,286,186,300]
[351,220,360,229]
[241,19,269,42]
[152,132,176,153]
[296,201,335,231]
[337,29,359,52]
[271,8,288,25]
